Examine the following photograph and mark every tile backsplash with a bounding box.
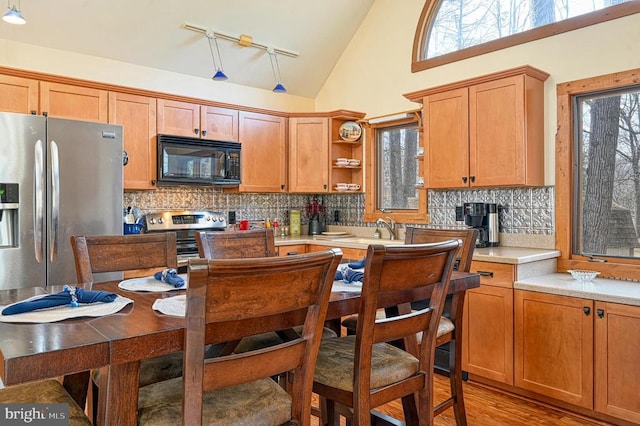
[124,186,554,235]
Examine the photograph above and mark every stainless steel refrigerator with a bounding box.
[0,112,123,290]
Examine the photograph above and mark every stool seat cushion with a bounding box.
[234,326,337,353]
[0,379,92,426]
[313,335,419,392]
[137,376,291,425]
[343,314,454,339]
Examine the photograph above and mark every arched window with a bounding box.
[412,0,640,72]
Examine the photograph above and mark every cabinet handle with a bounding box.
[462,177,468,184]
[194,128,199,135]
[323,184,327,189]
[476,271,493,277]
[583,307,591,316]
[287,251,299,256]
[470,176,476,183]
[597,308,605,318]
[202,130,207,137]
[122,150,129,166]
[151,179,156,186]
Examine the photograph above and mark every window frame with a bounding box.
[412,1,640,73]
[363,111,429,224]
[556,66,640,281]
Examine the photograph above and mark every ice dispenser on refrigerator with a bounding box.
[0,183,18,248]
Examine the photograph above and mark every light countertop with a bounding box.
[515,273,640,306]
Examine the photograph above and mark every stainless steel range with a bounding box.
[145,210,227,261]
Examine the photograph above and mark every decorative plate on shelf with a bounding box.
[339,121,362,142]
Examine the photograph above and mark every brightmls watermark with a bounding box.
[0,404,68,425]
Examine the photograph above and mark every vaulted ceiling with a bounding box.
[0,0,375,97]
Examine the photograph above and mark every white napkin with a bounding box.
[118,274,188,292]
[152,295,186,317]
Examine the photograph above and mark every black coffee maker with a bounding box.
[463,202,499,248]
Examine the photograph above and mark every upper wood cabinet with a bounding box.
[157,99,238,141]
[289,117,329,193]
[40,82,108,123]
[238,111,287,193]
[0,75,38,114]
[109,92,157,190]
[409,66,548,189]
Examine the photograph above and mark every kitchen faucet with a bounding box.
[376,217,396,240]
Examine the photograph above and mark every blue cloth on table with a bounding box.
[347,257,366,269]
[334,267,364,284]
[1,286,117,315]
[154,269,185,288]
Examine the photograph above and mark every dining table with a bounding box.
[0,271,479,426]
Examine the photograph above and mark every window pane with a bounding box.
[575,86,640,259]
[425,0,633,60]
[376,124,420,210]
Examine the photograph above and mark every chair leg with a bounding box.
[401,393,420,426]
[448,292,468,426]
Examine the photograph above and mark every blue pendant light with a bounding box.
[207,33,228,81]
[268,49,287,93]
[2,1,26,25]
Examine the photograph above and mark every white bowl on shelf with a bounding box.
[348,159,360,166]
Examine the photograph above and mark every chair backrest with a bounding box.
[195,228,276,259]
[183,249,343,425]
[70,233,178,283]
[404,227,478,272]
[352,241,459,416]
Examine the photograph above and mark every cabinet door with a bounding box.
[201,105,238,141]
[423,88,469,188]
[238,111,287,193]
[289,117,329,193]
[595,301,640,423]
[0,75,38,114]
[40,82,107,123]
[277,244,307,256]
[109,92,157,190]
[469,75,544,187]
[157,99,200,137]
[463,285,514,384]
[514,290,593,408]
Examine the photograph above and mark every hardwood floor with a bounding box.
[311,374,613,425]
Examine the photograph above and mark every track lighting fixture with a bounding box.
[206,32,228,81]
[2,0,25,25]
[268,49,287,93]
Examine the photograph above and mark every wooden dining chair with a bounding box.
[195,228,337,356]
[70,232,183,421]
[0,380,92,425]
[313,240,460,426]
[136,248,342,425]
[403,227,478,426]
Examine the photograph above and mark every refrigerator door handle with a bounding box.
[50,140,60,262]
[33,139,44,263]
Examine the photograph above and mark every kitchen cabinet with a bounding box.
[307,244,366,261]
[40,82,108,123]
[418,66,548,189]
[462,261,514,385]
[515,291,640,423]
[329,114,364,193]
[594,301,640,423]
[238,111,287,193]
[0,74,38,114]
[109,92,157,190]
[157,99,238,141]
[289,117,329,193]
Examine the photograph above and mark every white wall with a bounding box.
[0,39,316,113]
[315,0,640,185]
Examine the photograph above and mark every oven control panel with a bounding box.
[145,210,227,231]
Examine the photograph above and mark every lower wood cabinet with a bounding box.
[463,261,514,384]
[515,290,640,423]
[307,244,366,261]
[277,244,307,256]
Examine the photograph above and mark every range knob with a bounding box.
[211,216,218,222]
[148,218,155,224]
[158,218,164,224]
[206,215,212,221]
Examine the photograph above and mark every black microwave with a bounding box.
[157,134,241,186]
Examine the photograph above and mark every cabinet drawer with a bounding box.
[277,244,307,256]
[470,261,514,288]
[307,244,366,261]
